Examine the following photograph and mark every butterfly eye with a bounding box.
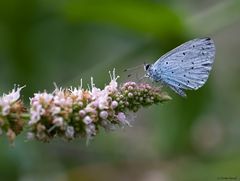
[144,64,150,71]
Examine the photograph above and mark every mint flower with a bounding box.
[27,69,171,142]
[0,86,26,143]
[0,69,171,144]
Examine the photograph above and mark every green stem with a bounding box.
[20,113,30,120]
[9,113,30,121]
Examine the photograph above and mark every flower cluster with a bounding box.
[27,70,171,142]
[0,69,171,144]
[0,86,26,143]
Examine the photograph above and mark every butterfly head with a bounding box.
[144,63,153,77]
[144,63,151,71]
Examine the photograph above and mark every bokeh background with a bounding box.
[0,0,240,180]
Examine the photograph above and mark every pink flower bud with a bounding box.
[117,112,126,123]
[53,117,64,126]
[100,111,108,119]
[111,101,118,109]
[128,93,133,98]
[83,116,92,125]
[79,110,86,117]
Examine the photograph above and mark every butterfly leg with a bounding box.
[169,85,187,97]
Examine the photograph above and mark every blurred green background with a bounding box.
[1,0,240,180]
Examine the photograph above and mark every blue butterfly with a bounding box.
[144,38,215,97]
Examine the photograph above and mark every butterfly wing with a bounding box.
[150,38,215,96]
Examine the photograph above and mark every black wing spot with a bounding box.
[192,62,194,65]
[202,79,204,82]
[166,62,168,64]
[205,37,211,41]
[193,45,195,48]
[171,71,174,74]
[183,74,186,77]
[202,63,211,66]
[191,67,194,69]
[183,52,185,55]
[202,52,205,55]
[181,60,183,62]
[178,83,181,86]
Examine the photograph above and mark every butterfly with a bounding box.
[144,37,215,97]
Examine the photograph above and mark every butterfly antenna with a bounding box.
[123,64,143,72]
[124,64,144,78]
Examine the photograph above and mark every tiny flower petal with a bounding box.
[111,101,118,109]
[65,126,75,139]
[117,112,130,126]
[79,110,86,117]
[100,111,108,119]
[117,112,126,122]
[83,116,92,125]
[51,106,61,115]
[53,117,64,126]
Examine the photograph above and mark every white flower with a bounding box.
[117,112,130,126]
[86,124,96,136]
[65,126,74,138]
[2,86,24,103]
[70,87,84,102]
[1,105,11,116]
[100,111,108,119]
[53,117,64,126]
[84,105,96,113]
[29,112,41,125]
[96,90,109,110]
[79,110,86,117]
[90,88,110,110]
[104,69,119,93]
[31,92,53,105]
[111,101,118,109]
[0,86,25,116]
[85,123,97,145]
[29,92,53,125]
[89,70,120,111]
[91,87,102,100]
[29,104,42,125]
[83,116,92,125]
[50,106,61,115]
[54,90,73,107]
